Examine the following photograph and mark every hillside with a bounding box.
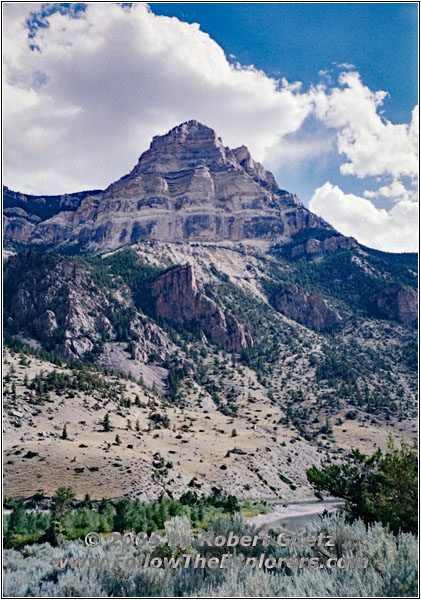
[3,238,417,500]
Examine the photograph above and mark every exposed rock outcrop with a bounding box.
[3,186,102,244]
[4,121,331,251]
[370,284,418,328]
[4,250,114,359]
[290,235,358,258]
[231,145,278,191]
[3,251,175,363]
[150,264,252,352]
[273,285,341,331]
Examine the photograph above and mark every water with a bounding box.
[247,500,345,533]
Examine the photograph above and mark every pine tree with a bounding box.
[102,412,113,432]
[158,501,169,527]
[51,486,76,521]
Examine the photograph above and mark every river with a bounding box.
[246,499,345,532]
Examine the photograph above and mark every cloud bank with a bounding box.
[3,3,314,193]
[3,3,418,251]
[309,182,418,253]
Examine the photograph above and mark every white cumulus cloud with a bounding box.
[2,3,418,253]
[3,2,315,194]
[312,72,419,180]
[364,180,418,204]
[309,182,419,252]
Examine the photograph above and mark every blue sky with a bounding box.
[150,2,418,204]
[152,3,418,122]
[3,2,419,251]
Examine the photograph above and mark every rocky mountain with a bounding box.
[3,235,418,501]
[287,234,358,259]
[4,250,113,358]
[3,186,102,245]
[3,121,330,251]
[2,121,418,502]
[370,284,418,328]
[3,250,176,379]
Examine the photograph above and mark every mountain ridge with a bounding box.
[4,120,332,252]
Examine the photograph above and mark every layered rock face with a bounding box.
[274,285,341,331]
[290,235,358,258]
[3,186,101,244]
[150,264,252,352]
[370,285,418,328]
[231,145,278,191]
[4,121,331,251]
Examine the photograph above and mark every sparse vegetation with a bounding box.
[102,412,113,432]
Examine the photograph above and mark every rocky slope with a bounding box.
[4,121,331,251]
[3,186,102,245]
[288,235,358,258]
[3,250,175,370]
[370,284,418,328]
[3,348,326,501]
[4,251,112,356]
[3,238,418,500]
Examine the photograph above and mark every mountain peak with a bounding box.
[152,120,218,144]
[133,121,282,192]
[169,119,215,133]
[4,120,332,250]
[134,120,232,175]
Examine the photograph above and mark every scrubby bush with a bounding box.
[3,513,417,597]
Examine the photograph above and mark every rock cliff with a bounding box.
[273,284,341,331]
[290,235,358,258]
[370,284,418,328]
[4,121,331,251]
[4,251,113,358]
[150,264,252,352]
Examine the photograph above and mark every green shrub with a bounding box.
[307,437,418,533]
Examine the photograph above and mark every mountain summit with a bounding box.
[133,121,277,190]
[4,121,330,251]
[133,121,242,175]
[2,122,418,506]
